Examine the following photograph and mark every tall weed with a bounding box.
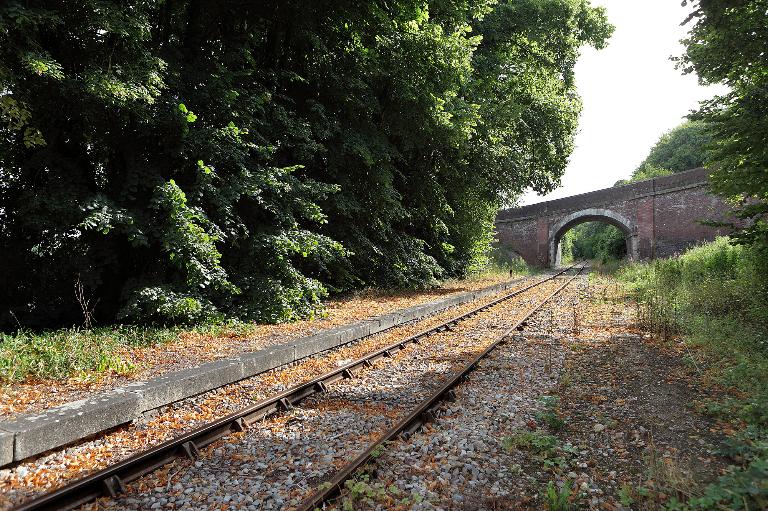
[0,321,260,382]
[618,237,768,510]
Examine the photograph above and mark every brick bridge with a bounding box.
[495,167,734,267]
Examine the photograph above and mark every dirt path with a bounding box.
[512,277,730,510]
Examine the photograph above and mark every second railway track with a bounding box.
[7,265,583,511]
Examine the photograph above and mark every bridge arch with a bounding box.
[549,208,638,266]
[495,168,732,268]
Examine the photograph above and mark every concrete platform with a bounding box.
[0,277,525,466]
[0,390,141,461]
[123,358,245,412]
[0,429,13,467]
[233,346,296,377]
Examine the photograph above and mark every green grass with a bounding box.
[502,431,559,454]
[486,246,539,277]
[617,237,768,510]
[0,321,262,382]
[588,257,627,275]
[0,265,531,383]
[455,260,530,284]
[536,395,567,431]
[544,481,573,511]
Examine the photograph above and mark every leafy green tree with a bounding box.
[614,121,710,186]
[614,165,672,187]
[679,0,768,246]
[561,222,626,262]
[0,1,346,327]
[0,0,612,329]
[636,120,710,174]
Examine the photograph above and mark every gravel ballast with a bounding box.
[71,278,570,511]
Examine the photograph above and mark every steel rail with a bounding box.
[12,265,576,511]
[297,264,586,511]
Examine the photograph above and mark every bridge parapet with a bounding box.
[497,167,710,222]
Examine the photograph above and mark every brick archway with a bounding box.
[494,168,734,267]
[548,208,638,266]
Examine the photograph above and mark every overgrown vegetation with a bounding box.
[334,473,424,510]
[488,246,538,277]
[0,0,612,330]
[619,237,768,509]
[0,263,526,382]
[679,0,768,248]
[615,121,711,186]
[536,395,567,431]
[0,321,264,382]
[560,222,626,264]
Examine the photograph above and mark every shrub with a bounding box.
[119,286,222,325]
[618,237,768,510]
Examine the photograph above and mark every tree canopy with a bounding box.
[614,120,710,186]
[636,120,710,174]
[0,0,612,329]
[680,0,768,246]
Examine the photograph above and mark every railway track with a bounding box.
[10,265,583,511]
[297,265,585,510]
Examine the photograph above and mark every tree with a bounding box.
[614,164,673,187]
[561,222,626,262]
[636,120,710,173]
[614,121,710,186]
[0,0,612,329]
[679,0,768,246]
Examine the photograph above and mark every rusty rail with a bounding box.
[297,264,585,511]
[12,265,578,511]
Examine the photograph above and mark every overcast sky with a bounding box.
[520,0,728,206]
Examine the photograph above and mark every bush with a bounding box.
[620,237,768,341]
[618,237,768,510]
[119,286,222,325]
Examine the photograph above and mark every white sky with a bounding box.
[520,0,728,206]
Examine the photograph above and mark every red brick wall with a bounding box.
[635,197,655,259]
[536,217,550,266]
[653,185,733,258]
[494,217,540,266]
